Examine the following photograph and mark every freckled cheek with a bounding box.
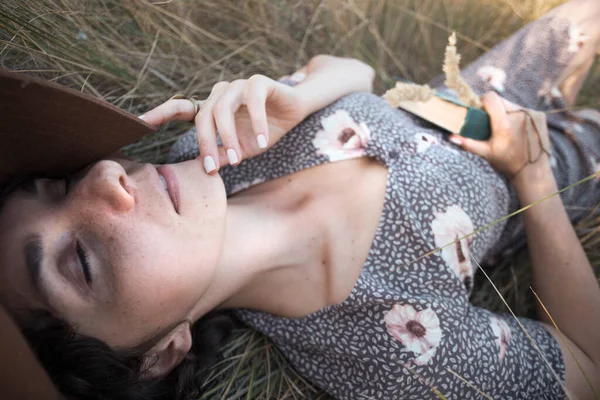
[116,253,198,311]
[108,223,213,310]
[116,281,193,329]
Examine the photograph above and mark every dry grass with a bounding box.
[1,0,599,398]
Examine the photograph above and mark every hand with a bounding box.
[449,92,552,180]
[140,75,307,174]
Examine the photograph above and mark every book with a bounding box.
[394,86,491,141]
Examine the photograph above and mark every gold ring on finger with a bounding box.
[190,96,201,116]
[169,93,202,121]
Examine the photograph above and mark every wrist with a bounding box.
[512,158,558,200]
[349,60,375,92]
[308,56,374,92]
[293,60,373,117]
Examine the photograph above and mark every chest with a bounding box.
[247,158,388,317]
[216,92,508,316]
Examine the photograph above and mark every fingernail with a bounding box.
[227,149,239,165]
[138,114,145,120]
[257,134,267,149]
[449,136,462,145]
[204,156,216,173]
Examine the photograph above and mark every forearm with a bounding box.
[293,55,374,117]
[514,161,600,362]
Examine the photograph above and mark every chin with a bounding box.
[173,159,227,216]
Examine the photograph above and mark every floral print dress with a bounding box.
[168,7,599,400]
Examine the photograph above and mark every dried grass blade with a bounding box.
[389,2,490,51]
[297,0,324,65]
[446,368,494,399]
[140,0,230,46]
[402,364,449,399]
[116,30,160,107]
[547,104,600,114]
[219,336,255,400]
[472,256,571,399]
[530,288,600,399]
[442,32,481,108]
[404,171,600,269]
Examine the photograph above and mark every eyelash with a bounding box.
[65,174,92,285]
[76,241,93,285]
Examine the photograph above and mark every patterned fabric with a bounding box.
[168,11,599,400]
[429,12,600,256]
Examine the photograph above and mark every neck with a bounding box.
[189,188,325,321]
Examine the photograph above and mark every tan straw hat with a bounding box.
[0,69,155,182]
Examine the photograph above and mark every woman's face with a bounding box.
[0,158,227,348]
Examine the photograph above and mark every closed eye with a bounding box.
[76,241,93,285]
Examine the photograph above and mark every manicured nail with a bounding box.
[227,149,239,165]
[204,156,216,173]
[138,114,145,120]
[449,136,462,145]
[257,134,267,149]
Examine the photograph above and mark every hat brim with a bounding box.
[0,69,155,182]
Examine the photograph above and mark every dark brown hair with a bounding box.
[1,177,235,399]
[18,309,234,400]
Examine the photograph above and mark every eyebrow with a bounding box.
[24,235,43,292]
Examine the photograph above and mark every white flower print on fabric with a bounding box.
[312,110,370,161]
[568,23,588,53]
[413,347,438,366]
[414,133,440,153]
[384,304,443,366]
[431,205,475,291]
[490,316,512,362]
[476,66,507,92]
[537,80,563,106]
[550,87,562,99]
[230,178,265,195]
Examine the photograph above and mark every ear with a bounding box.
[143,322,193,379]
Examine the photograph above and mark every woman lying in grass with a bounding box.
[1,0,599,399]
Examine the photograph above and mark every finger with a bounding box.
[481,92,511,135]
[217,147,228,168]
[213,80,245,166]
[246,75,270,149]
[139,99,197,128]
[196,82,229,174]
[449,135,492,159]
[196,110,219,174]
[497,97,522,113]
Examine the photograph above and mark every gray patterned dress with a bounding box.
[168,9,600,400]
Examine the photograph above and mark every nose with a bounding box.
[79,160,135,213]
